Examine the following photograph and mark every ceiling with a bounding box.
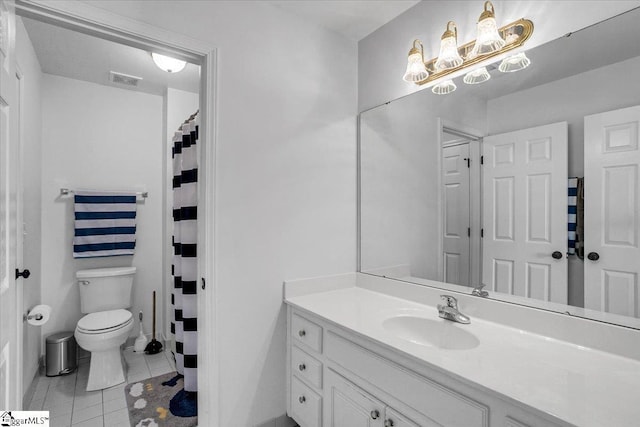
[268,0,421,40]
[21,1,421,95]
[21,17,201,97]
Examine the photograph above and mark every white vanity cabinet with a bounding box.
[286,306,568,427]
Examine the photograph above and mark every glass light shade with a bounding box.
[435,22,463,71]
[498,52,531,72]
[471,16,506,55]
[431,79,457,95]
[152,53,187,73]
[463,67,491,84]
[403,51,429,83]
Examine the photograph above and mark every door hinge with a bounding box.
[467,227,471,237]
[481,228,484,238]
[464,157,470,168]
[201,277,206,290]
[480,155,484,165]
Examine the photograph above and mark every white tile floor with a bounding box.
[27,348,176,427]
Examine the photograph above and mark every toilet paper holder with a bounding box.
[24,312,43,322]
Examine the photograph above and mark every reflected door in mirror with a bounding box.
[442,142,471,286]
[584,105,640,317]
[482,122,568,303]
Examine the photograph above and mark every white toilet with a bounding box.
[74,266,136,391]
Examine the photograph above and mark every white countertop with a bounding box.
[285,286,640,427]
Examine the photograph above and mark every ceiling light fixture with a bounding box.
[401,1,533,93]
[151,53,187,73]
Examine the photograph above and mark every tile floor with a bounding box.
[26,348,176,427]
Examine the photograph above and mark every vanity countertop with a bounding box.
[285,285,640,427]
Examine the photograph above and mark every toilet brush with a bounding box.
[134,311,148,352]
[144,290,163,354]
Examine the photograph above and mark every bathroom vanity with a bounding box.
[284,273,640,427]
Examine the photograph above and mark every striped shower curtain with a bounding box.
[171,115,199,393]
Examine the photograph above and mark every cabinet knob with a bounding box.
[298,363,306,371]
[298,395,306,404]
[298,329,306,337]
[370,410,380,420]
[384,420,395,427]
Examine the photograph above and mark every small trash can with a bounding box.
[46,331,77,377]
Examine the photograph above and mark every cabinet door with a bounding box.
[326,370,385,427]
[384,407,421,427]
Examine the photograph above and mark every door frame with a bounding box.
[14,1,218,424]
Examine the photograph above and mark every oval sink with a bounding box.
[382,315,480,350]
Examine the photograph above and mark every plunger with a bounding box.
[144,290,163,354]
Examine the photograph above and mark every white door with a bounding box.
[584,106,640,317]
[482,122,568,303]
[442,143,470,286]
[326,370,384,427]
[0,0,19,410]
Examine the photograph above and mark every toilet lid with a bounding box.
[77,309,132,332]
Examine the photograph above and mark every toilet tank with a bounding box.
[77,266,136,314]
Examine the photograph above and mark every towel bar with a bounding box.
[60,188,148,199]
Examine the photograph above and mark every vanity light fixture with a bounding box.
[151,52,187,73]
[498,52,531,73]
[401,1,533,90]
[432,79,457,95]
[402,40,430,83]
[434,22,464,71]
[469,1,506,57]
[463,66,491,84]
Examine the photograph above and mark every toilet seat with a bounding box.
[77,309,133,334]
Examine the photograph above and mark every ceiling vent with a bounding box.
[109,71,142,87]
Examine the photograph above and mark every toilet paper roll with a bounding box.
[26,304,51,326]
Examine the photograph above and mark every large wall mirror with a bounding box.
[359,7,640,329]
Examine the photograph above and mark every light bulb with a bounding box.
[434,22,464,71]
[402,40,429,83]
[470,1,505,57]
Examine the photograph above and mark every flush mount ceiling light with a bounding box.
[151,53,187,73]
[401,1,533,91]
[403,40,430,83]
[434,22,464,71]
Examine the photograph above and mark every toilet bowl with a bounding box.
[74,266,136,391]
[75,309,134,391]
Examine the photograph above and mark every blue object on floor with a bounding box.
[162,373,183,387]
[170,389,198,418]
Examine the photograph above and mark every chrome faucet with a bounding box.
[471,284,489,298]
[438,295,470,324]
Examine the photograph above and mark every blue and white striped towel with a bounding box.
[568,178,578,255]
[73,191,137,258]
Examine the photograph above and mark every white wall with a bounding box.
[79,2,357,425]
[40,74,164,348]
[486,55,640,306]
[16,17,43,394]
[358,0,640,111]
[163,88,199,340]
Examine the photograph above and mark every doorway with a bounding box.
[9,2,217,424]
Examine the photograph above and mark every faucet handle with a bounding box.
[440,295,458,308]
[472,284,489,298]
